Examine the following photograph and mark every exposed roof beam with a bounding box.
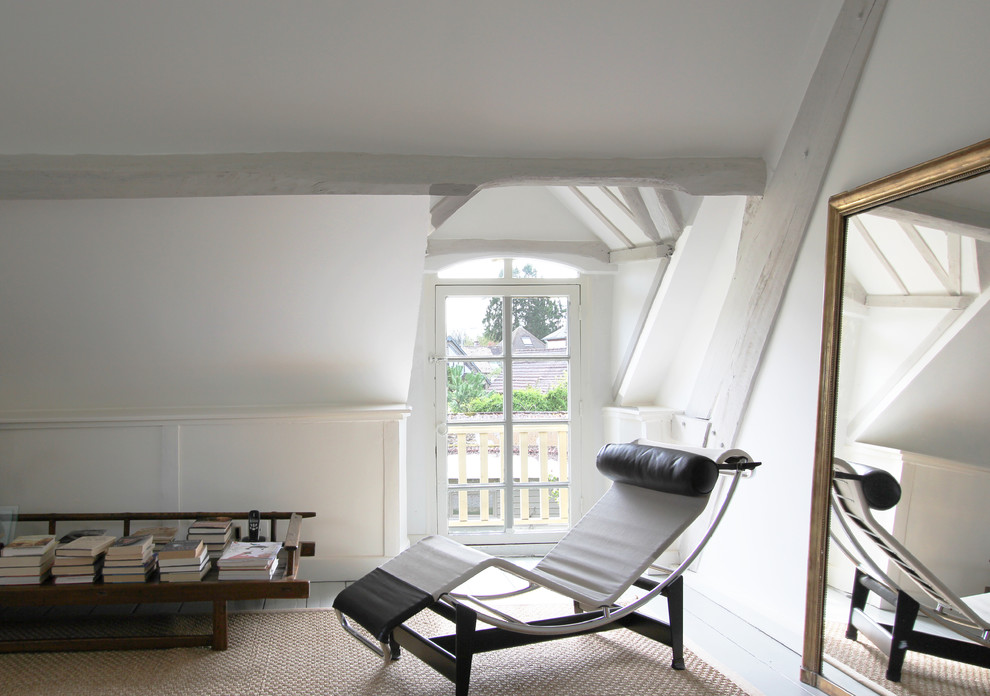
[619,187,665,243]
[685,0,886,448]
[0,152,766,201]
[609,243,674,264]
[851,216,910,294]
[848,285,990,441]
[568,186,635,248]
[865,294,973,309]
[880,195,990,242]
[899,221,956,294]
[426,238,611,264]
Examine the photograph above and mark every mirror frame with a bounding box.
[800,137,990,694]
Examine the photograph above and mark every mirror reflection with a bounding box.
[822,172,990,695]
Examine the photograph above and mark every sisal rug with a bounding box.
[823,620,990,696]
[0,608,753,696]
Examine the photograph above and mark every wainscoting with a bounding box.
[0,406,409,581]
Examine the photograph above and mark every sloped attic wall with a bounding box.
[0,195,428,579]
[0,195,428,414]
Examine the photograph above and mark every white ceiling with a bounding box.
[0,1,839,162]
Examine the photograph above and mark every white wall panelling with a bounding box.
[0,407,409,581]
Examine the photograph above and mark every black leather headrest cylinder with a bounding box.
[834,461,901,511]
[597,443,718,497]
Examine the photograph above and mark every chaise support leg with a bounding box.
[886,590,919,682]
[454,602,478,696]
[846,568,870,640]
[664,575,685,670]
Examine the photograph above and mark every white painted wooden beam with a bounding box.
[568,186,636,248]
[426,238,612,264]
[881,196,990,242]
[609,243,674,264]
[848,286,990,440]
[685,0,886,448]
[0,152,766,200]
[899,221,955,294]
[865,294,972,309]
[851,216,910,294]
[619,187,665,243]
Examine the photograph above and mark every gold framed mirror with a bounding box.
[801,137,990,695]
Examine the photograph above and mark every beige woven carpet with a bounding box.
[824,621,990,696]
[0,609,753,696]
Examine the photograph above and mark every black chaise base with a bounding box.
[373,574,685,696]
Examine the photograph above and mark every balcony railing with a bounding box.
[446,423,569,530]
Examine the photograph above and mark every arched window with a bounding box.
[435,257,581,544]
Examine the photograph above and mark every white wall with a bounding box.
[0,194,429,578]
[0,195,428,414]
[689,0,990,648]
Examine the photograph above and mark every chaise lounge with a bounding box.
[831,458,990,681]
[334,441,759,695]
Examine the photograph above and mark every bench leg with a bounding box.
[212,599,229,651]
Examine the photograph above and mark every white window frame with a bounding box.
[434,277,582,547]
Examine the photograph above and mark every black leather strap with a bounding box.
[332,567,433,641]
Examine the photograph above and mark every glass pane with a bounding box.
[447,488,505,533]
[438,258,505,279]
[446,360,504,422]
[511,428,570,531]
[510,486,568,532]
[512,428,569,484]
[509,296,568,354]
[511,258,578,279]
[446,426,505,533]
[446,427,505,484]
[511,360,568,420]
[445,296,500,355]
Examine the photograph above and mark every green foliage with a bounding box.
[466,392,504,413]
[447,364,488,413]
[459,378,568,415]
[482,296,565,343]
[511,386,545,412]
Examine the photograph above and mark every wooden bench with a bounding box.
[0,510,316,652]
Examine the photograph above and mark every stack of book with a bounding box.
[187,518,233,559]
[217,541,282,580]
[53,535,116,584]
[132,526,178,552]
[0,535,57,585]
[158,539,211,582]
[58,528,108,544]
[103,534,156,583]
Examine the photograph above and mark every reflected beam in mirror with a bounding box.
[849,216,910,294]
[881,195,990,243]
[845,296,980,441]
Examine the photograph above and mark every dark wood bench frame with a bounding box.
[0,510,316,652]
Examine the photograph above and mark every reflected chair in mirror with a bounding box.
[333,442,759,696]
[830,458,990,681]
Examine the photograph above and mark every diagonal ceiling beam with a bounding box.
[851,216,910,294]
[899,221,955,294]
[619,187,664,243]
[685,0,887,449]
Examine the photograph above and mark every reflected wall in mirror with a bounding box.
[803,139,990,696]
